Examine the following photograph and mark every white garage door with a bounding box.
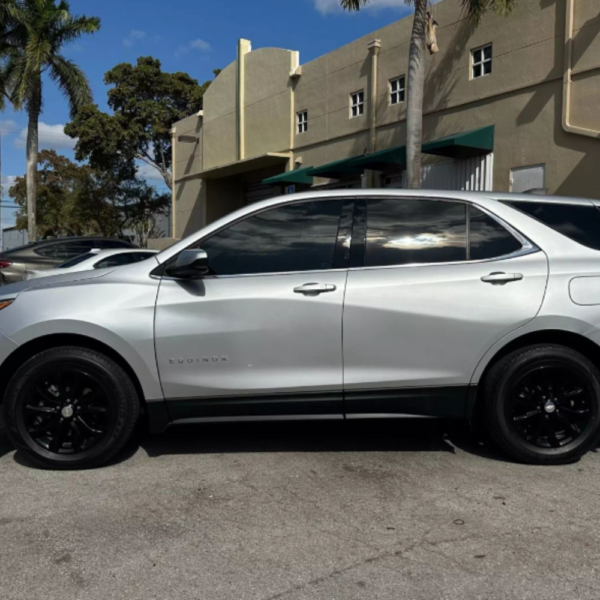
[385,154,494,191]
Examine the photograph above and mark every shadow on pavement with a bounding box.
[4,418,517,469]
[138,419,509,462]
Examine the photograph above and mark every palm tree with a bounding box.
[340,0,515,189]
[0,0,99,241]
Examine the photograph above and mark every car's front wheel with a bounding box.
[484,344,600,464]
[3,346,140,469]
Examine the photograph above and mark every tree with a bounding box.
[340,0,515,188]
[65,57,214,190]
[9,149,169,243]
[0,0,100,241]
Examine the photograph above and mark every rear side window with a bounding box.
[469,206,522,260]
[504,201,600,251]
[57,253,96,268]
[199,200,344,275]
[100,239,132,249]
[365,198,467,267]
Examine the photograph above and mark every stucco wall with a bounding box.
[170,0,600,240]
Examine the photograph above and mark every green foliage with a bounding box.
[0,0,100,117]
[9,150,170,239]
[65,56,215,189]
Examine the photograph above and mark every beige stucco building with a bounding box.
[165,0,599,243]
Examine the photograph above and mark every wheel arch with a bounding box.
[468,328,600,419]
[0,333,147,411]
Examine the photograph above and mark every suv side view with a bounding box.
[0,237,135,285]
[1,190,600,469]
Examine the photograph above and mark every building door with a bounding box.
[510,164,546,193]
[384,155,494,191]
[244,179,278,205]
[155,198,351,420]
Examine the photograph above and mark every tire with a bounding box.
[3,346,140,469]
[483,344,600,465]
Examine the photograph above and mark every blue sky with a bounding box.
[0,0,414,229]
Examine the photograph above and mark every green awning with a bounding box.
[422,125,494,159]
[307,157,365,179]
[350,145,406,171]
[263,166,314,186]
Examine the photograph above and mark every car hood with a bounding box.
[0,268,116,300]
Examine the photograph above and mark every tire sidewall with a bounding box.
[488,346,600,464]
[4,347,137,469]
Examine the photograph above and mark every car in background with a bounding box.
[0,237,135,285]
[26,249,158,279]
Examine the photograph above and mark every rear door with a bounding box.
[154,198,353,421]
[342,197,549,417]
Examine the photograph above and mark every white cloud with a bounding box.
[136,162,164,182]
[1,175,17,190]
[176,38,211,56]
[15,123,77,151]
[0,120,18,135]
[190,39,211,51]
[123,30,147,47]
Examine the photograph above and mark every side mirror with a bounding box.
[165,249,209,279]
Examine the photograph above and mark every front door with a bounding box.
[342,197,549,417]
[155,198,351,421]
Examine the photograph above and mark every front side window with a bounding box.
[365,198,467,267]
[504,201,600,251]
[350,91,364,118]
[199,200,344,276]
[390,76,405,105]
[297,110,308,134]
[469,206,522,260]
[472,44,492,79]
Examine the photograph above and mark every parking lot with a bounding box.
[1,419,600,600]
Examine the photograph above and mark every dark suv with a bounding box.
[0,237,135,284]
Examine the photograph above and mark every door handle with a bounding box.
[481,272,524,285]
[294,283,337,296]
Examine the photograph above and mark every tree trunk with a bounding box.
[406,0,428,189]
[26,103,40,242]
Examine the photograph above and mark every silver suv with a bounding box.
[1,190,600,469]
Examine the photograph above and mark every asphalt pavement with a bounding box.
[1,419,599,600]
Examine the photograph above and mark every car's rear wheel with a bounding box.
[3,346,140,469]
[484,344,600,464]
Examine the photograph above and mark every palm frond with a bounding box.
[48,53,92,117]
[459,0,516,24]
[339,0,371,11]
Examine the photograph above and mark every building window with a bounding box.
[297,110,308,134]
[350,91,364,118]
[390,76,405,105]
[471,44,492,79]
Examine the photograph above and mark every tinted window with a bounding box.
[199,200,343,275]
[94,252,153,269]
[57,253,96,268]
[469,206,522,260]
[504,201,600,251]
[34,244,59,258]
[64,240,96,257]
[100,239,133,249]
[365,198,467,267]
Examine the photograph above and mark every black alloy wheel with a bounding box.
[4,346,140,469]
[22,368,112,455]
[510,363,594,449]
[484,344,600,465]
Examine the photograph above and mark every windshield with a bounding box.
[56,253,95,268]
